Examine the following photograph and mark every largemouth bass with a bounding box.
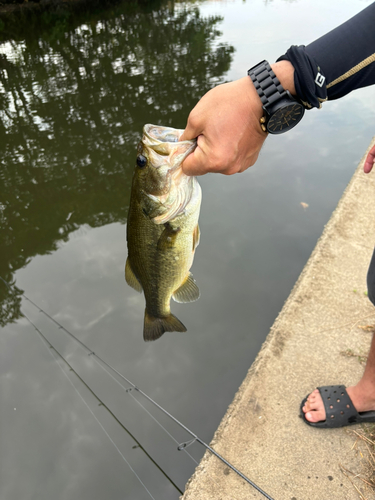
[126,124,201,341]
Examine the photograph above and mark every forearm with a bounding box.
[277,2,375,107]
[180,3,375,176]
[307,2,375,100]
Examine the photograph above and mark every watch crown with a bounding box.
[261,124,267,133]
[260,116,266,124]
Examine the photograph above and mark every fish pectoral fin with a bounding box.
[192,224,200,251]
[144,310,187,341]
[125,258,143,293]
[157,223,181,251]
[172,273,200,303]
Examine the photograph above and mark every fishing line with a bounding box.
[20,309,183,497]
[1,278,275,500]
[11,289,199,464]
[0,279,198,466]
[124,387,198,465]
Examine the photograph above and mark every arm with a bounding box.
[181,3,375,176]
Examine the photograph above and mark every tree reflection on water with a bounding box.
[0,1,234,326]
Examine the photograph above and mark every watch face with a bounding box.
[267,103,304,134]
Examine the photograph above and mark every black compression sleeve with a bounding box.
[278,2,375,109]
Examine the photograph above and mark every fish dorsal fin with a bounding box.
[172,273,200,303]
[192,224,200,251]
[125,258,143,293]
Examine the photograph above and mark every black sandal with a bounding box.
[300,385,375,428]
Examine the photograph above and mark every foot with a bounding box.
[302,385,375,423]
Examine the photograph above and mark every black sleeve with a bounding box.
[277,2,375,109]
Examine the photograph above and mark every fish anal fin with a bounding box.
[144,310,187,341]
[125,258,143,293]
[172,273,200,303]
[192,224,200,251]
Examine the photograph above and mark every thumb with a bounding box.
[181,145,207,176]
[179,116,201,142]
[179,128,196,142]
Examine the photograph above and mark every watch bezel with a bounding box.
[264,96,305,135]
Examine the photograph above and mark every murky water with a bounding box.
[1,0,374,498]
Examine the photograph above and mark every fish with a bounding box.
[125,124,201,341]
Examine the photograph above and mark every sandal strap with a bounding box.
[318,385,359,426]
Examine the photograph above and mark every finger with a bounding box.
[179,117,201,142]
[181,146,208,176]
[179,128,195,142]
[364,144,375,174]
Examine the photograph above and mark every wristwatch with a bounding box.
[248,60,305,134]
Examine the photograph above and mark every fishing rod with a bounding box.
[1,278,275,500]
[20,308,183,497]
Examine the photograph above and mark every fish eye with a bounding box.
[136,155,147,168]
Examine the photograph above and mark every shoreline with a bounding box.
[181,137,375,499]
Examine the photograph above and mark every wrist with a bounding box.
[270,60,296,96]
[244,76,265,122]
[248,60,304,134]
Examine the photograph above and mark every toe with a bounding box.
[302,389,327,422]
[302,389,319,413]
[308,389,319,401]
[307,397,323,411]
[305,409,326,423]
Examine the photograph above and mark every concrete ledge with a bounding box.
[182,138,375,500]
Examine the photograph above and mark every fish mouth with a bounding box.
[141,124,199,225]
[142,124,196,171]
[144,124,181,144]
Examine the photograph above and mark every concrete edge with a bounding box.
[181,137,375,498]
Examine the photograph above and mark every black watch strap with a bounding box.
[247,60,287,107]
[248,60,305,134]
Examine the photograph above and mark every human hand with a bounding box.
[180,61,296,176]
[364,144,375,173]
[180,77,267,176]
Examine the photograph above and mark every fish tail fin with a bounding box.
[143,309,187,342]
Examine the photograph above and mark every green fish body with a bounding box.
[126,124,201,341]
